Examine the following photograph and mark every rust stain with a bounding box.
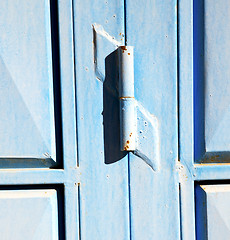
[124,140,130,150]
[121,46,127,51]
[202,154,221,163]
[124,146,129,151]
[119,96,135,99]
[209,155,220,162]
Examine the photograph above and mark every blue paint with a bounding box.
[72,0,130,239]
[196,185,230,240]
[179,0,197,238]
[1,0,229,239]
[203,1,230,154]
[0,0,79,238]
[194,0,230,163]
[0,189,59,239]
[180,0,230,239]
[0,0,56,163]
[195,185,208,240]
[126,0,179,239]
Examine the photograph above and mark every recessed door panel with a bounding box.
[195,184,230,240]
[203,1,230,153]
[194,0,230,163]
[0,189,58,240]
[0,0,56,164]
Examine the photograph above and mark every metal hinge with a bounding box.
[118,46,160,171]
[119,46,136,151]
[92,24,159,170]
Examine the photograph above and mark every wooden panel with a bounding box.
[177,0,230,239]
[72,0,130,239]
[57,1,79,239]
[196,184,230,240]
[0,0,56,164]
[194,0,230,162]
[204,1,230,152]
[0,190,58,240]
[126,0,179,239]
[0,1,78,239]
[178,0,196,238]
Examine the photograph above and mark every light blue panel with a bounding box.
[73,1,130,239]
[178,0,196,238]
[0,0,56,161]
[57,0,79,239]
[194,0,230,162]
[196,185,230,240]
[58,0,77,169]
[126,0,179,239]
[203,1,230,152]
[0,1,80,239]
[0,190,58,240]
[179,0,230,239]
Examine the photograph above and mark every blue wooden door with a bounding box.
[0,0,179,239]
[3,0,229,239]
[72,0,230,238]
[72,0,179,239]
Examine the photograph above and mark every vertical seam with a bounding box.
[71,0,79,167]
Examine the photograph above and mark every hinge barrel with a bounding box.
[118,46,136,151]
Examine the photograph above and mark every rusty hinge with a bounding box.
[119,46,136,151]
[118,46,160,171]
[92,24,160,171]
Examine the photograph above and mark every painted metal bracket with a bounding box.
[119,46,160,171]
